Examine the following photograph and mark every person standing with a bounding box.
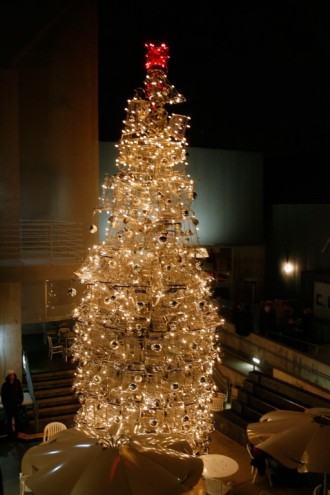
[299,305,313,351]
[236,303,254,336]
[1,369,24,439]
[230,302,241,327]
[259,302,276,336]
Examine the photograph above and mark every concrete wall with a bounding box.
[220,320,330,394]
[265,204,330,302]
[99,142,264,246]
[0,0,99,379]
[0,284,22,381]
[0,70,20,225]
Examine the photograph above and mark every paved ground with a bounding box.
[189,430,322,495]
[2,331,325,495]
[0,428,324,495]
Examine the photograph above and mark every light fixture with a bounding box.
[283,261,294,274]
[252,356,260,371]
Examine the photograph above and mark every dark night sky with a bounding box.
[1,1,330,204]
[98,1,330,205]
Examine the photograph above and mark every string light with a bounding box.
[70,43,222,455]
[46,281,56,311]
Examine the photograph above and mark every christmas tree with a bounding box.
[71,43,222,454]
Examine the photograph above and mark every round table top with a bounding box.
[201,453,239,478]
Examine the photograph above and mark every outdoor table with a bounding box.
[201,453,239,478]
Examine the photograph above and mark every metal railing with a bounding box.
[219,300,330,355]
[0,220,84,265]
[22,350,39,431]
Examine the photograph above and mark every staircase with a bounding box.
[214,369,330,446]
[23,367,80,432]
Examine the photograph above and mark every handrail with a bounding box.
[213,364,231,399]
[218,300,330,367]
[266,330,325,359]
[219,325,330,392]
[22,350,39,431]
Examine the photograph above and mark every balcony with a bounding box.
[0,220,84,266]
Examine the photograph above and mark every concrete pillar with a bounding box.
[0,283,22,381]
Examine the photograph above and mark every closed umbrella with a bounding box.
[23,429,203,495]
[248,412,330,495]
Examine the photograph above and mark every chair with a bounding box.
[209,393,226,412]
[19,472,33,495]
[42,421,67,443]
[43,323,58,344]
[246,443,258,483]
[58,327,70,339]
[65,341,74,362]
[58,328,75,362]
[47,335,64,359]
[19,452,34,495]
[246,443,273,488]
[205,478,232,495]
[313,485,330,495]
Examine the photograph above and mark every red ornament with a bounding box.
[145,43,169,72]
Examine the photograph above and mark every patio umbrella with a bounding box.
[247,408,330,445]
[248,412,330,495]
[23,429,203,495]
[247,414,312,445]
[259,407,330,423]
[135,433,194,454]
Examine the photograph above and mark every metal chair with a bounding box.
[58,327,70,339]
[58,328,75,362]
[43,323,58,344]
[313,485,330,495]
[246,443,273,488]
[65,342,74,362]
[42,421,67,443]
[47,335,64,359]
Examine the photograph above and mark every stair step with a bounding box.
[28,403,80,418]
[37,395,79,407]
[33,378,74,389]
[214,409,248,446]
[214,368,330,445]
[248,370,330,408]
[22,364,80,432]
[23,369,74,382]
[34,386,75,398]
[29,369,75,381]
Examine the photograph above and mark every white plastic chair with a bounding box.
[19,473,33,495]
[205,477,232,495]
[47,335,64,359]
[42,421,67,443]
[19,452,35,495]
